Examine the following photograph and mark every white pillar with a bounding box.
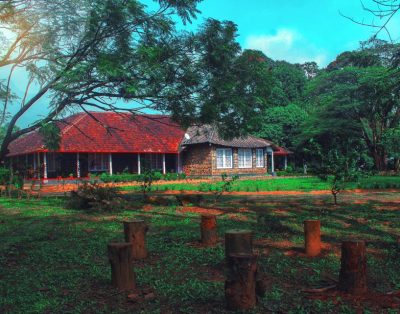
[177,153,182,173]
[271,151,275,173]
[33,153,37,177]
[162,153,166,175]
[76,153,81,178]
[43,152,48,179]
[109,153,113,175]
[284,155,288,170]
[138,154,141,174]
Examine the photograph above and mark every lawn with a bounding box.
[1,191,400,313]
[121,175,400,193]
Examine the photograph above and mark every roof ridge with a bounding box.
[61,113,87,135]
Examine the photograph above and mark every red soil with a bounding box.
[176,207,224,216]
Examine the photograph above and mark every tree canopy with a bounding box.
[0,0,273,160]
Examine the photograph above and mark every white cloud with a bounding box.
[245,29,328,66]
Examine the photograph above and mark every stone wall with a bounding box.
[182,143,213,176]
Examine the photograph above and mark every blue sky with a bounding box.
[180,0,400,67]
[8,0,400,127]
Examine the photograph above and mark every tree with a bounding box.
[0,1,273,161]
[317,149,360,205]
[301,47,400,171]
[254,103,307,149]
[383,126,400,172]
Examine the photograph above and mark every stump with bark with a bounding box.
[107,242,136,291]
[338,240,367,295]
[304,220,321,257]
[225,253,257,310]
[225,229,253,260]
[123,220,148,260]
[201,215,218,246]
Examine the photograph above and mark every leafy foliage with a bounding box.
[38,122,61,151]
[66,182,125,212]
[317,150,360,205]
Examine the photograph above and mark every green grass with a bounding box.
[121,175,400,193]
[1,191,400,313]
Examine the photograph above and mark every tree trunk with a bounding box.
[338,240,367,295]
[107,242,136,291]
[225,230,253,261]
[123,220,148,260]
[304,220,321,257]
[200,215,218,246]
[372,149,387,172]
[225,254,257,310]
[394,158,400,173]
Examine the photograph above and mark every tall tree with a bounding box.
[301,54,400,171]
[0,1,272,161]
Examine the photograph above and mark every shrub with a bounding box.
[0,167,11,185]
[99,172,186,183]
[66,182,125,212]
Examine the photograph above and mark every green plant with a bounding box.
[66,182,125,212]
[213,173,239,204]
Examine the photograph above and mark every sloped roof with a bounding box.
[181,125,271,148]
[8,112,185,156]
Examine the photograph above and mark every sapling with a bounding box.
[214,173,239,204]
[317,150,359,205]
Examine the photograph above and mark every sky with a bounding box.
[181,0,400,67]
[5,0,400,127]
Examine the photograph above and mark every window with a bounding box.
[88,153,109,171]
[216,148,233,169]
[143,154,163,170]
[238,148,252,168]
[256,149,264,167]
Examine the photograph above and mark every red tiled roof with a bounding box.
[8,112,185,156]
[272,145,292,156]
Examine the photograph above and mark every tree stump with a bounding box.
[338,240,367,295]
[107,243,136,291]
[304,220,321,257]
[225,229,253,261]
[225,253,257,310]
[201,215,218,246]
[123,220,148,259]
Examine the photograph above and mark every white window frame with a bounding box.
[238,148,253,168]
[216,148,233,169]
[256,149,264,168]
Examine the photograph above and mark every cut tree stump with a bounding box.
[201,215,218,246]
[123,220,149,260]
[225,229,253,260]
[304,220,321,257]
[338,240,367,295]
[107,243,136,291]
[225,253,258,310]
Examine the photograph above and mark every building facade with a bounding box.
[7,112,289,180]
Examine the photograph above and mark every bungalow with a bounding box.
[7,112,290,180]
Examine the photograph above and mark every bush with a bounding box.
[0,167,11,185]
[66,182,125,212]
[99,172,186,183]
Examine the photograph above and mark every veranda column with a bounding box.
[37,153,41,179]
[162,154,166,175]
[33,153,37,178]
[109,153,113,175]
[76,153,81,178]
[177,153,182,173]
[271,151,275,173]
[43,152,48,180]
[138,154,141,174]
[284,155,288,170]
